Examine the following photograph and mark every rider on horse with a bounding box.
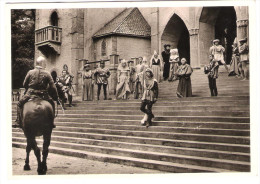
[13,56,58,128]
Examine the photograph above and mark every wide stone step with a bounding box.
[16,126,248,144]
[48,122,250,136]
[11,109,249,117]
[13,141,235,173]
[11,119,249,129]
[12,138,250,172]
[12,115,250,124]
[12,134,249,162]
[12,129,249,153]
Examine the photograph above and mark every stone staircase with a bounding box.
[12,66,250,173]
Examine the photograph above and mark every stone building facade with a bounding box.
[34,6,249,97]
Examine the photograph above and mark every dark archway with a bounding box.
[50,11,58,26]
[199,7,237,65]
[161,14,190,64]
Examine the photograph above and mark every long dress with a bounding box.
[151,58,161,82]
[82,70,93,101]
[161,50,170,80]
[116,66,131,99]
[229,46,240,76]
[176,64,193,97]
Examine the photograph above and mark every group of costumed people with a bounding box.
[81,60,110,101]
[204,37,249,97]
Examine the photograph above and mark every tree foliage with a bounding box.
[11,9,35,89]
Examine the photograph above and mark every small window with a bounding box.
[50,11,58,26]
[101,39,107,56]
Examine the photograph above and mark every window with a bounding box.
[101,39,107,56]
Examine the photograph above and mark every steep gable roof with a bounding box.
[93,8,151,39]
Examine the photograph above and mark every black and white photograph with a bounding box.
[1,0,259,184]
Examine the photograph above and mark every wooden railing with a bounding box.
[35,26,62,44]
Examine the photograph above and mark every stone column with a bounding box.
[237,19,249,42]
[189,28,200,68]
[151,7,159,55]
[109,54,119,95]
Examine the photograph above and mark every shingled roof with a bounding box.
[93,8,151,39]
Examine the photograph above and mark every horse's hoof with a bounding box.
[24,164,31,171]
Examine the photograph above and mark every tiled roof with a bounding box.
[93,8,151,38]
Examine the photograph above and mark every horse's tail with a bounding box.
[23,99,54,137]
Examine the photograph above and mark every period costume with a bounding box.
[56,71,74,107]
[161,44,171,80]
[229,43,240,76]
[150,51,161,82]
[116,60,131,99]
[129,60,136,93]
[176,62,193,98]
[82,64,94,101]
[168,49,179,81]
[205,59,219,96]
[209,39,229,72]
[140,68,159,127]
[94,61,110,100]
[239,38,249,80]
[14,57,58,128]
[134,61,144,99]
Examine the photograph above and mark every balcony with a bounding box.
[35,26,62,56]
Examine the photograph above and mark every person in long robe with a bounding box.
[140,68,158,127]
[115,59,131,100]
[82,64,94,101]
[142,57,150,93]
[150,51,162,83]
[134,57,144,99]
[228,42,240,77]
[161,44,171,80]
[168,48,179,81]
[176,58,193,98]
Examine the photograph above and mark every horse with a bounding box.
[22,98,55,175]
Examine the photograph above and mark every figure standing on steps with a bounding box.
[115,59,131,100]
[13,56,58,128]
[175,58,193,98]
[161,44,171,80]
[205,54,219,96]
[140,68,158,127]
[209,39,229,72]
[239,38,249,80]
[134,57,144,99]
[150,50,162,83]
[56,67,74,107]
[168,48,180,81]
[82,63,94,101]
[94,60,110,100]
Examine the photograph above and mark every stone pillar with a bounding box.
[237,19,249,42]
[189,28,200,68]
[109,54,119,95]
[151,7,159,55]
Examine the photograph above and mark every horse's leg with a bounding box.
[30,137,43,175]
[42,132,51,174]
[24,138,32,170]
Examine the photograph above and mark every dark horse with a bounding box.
[22,98,54,175]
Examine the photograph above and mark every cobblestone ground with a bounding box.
[12,148,162,175]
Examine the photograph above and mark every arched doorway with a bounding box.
[199,7,237,65]
[50,11,58,26]
[161,14,190,64]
